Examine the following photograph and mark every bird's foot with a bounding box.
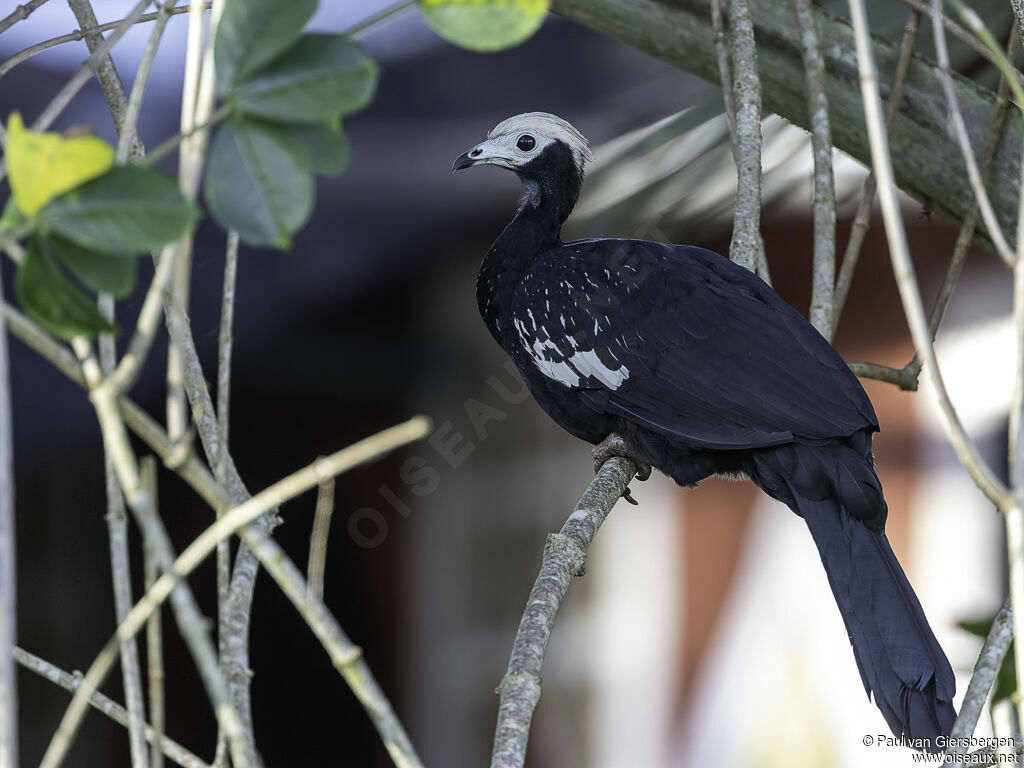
[592,433,653,483]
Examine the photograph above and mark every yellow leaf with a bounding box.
[5,112,114,217]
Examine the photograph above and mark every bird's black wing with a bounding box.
[509,240,877,450]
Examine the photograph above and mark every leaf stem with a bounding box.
[343,0,416,38]
[144,105,231,166]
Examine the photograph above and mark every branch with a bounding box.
[946,598,1013,761]
[30,0,151,133]
[142,460,167,768]
[99,298,150,768]
[117,0,177,164]
[40,417,430,768]
[0,242,16,768]
[0,5,208,80]
[549,0,1024,253]
[710,0,738,150]
[834,9,920,331]
[13,647,208,768]
[929,0,1014,265]
[795,0,836,339]
[239,527,424,768]
[724,0,764,275]
[845,0,1010,509]
[489,457,637,768]
[66,0,144,158]
[0,0,50,36]
[213,230,238,767]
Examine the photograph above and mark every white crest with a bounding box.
[488,112,593,172]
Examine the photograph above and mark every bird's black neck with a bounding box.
[476,144,583,344]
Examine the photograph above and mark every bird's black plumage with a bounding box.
[457,113,956,747]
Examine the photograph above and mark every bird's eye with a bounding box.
[517,134,537,152]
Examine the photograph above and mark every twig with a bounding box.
[929,0,1014,266]
[834,9,919,329]
[0,0,50,35]
[31,0,152,133]
[214,230,237,768]
[39,339,252,768]
[0,5,208,80]
[710,0,738,150]
[724,0,765,275]
[117,0,178,163]
[846,0,1010,510]
[112,247,180,394]
[342,0,416,38]
[946,598,1013,760]
[0,246,16,768]
[1014,0,1024,43]
[240,527,424,768]
[901,29,1018,384]
[40,416,431,768]
[489,457,637,768]
[896,0,1024,79]
[13,647,208,768]
[307,477,335,602]
[0,302,229,512]
[847,361,919,390]
[142,459,166,768]
[795,0,835,339]
[67,0,144,158]
[99,294,150,768]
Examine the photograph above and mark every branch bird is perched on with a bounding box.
[453,112,956,746]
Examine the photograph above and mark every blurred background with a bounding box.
[0,1,1017,766]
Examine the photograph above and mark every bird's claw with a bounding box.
[592,433,652,481]
[621,487,639,505]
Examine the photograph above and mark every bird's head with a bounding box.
[452,112,592,182]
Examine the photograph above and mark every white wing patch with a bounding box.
[513,318,630,390]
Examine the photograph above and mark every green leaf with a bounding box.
[204,119,313,248]
[231,35,378,124]
[15,238,115,340]
[38,165,196,254]
[5,112,114,217]
[0,197,28,232]
[45,236,136,298]
[278,121,351,174]
[419,0,549,51]
[214,0,317,95]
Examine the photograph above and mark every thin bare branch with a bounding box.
[490,457,637,768]
[31,0,151,133]
[710,0,738,150]
[13,647,208,768]
[795,0,836,339]
[0,5,208,80]
[142,460,166,768]
[946,598,1013,761]
[40,416,431,768]
[929,0,1014,265]
[39,338,251,768]
[66,0,144,158]
[99,295,150,768]
[240,527,424,768]
[846,0,1010,510]
[0,250,16,768]
[0,0,50,34]
[0,302,228,512]
[724,0,765,274]
[213,229,237,768]
[834,9,919,328]
[117,0,177,163]
[307,477,335,602]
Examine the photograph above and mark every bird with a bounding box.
[453,111,956,747]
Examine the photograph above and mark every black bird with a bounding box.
[453,112,956,745]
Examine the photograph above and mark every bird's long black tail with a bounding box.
[748,441,956,749]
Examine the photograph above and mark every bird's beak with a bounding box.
[452,139,514,172]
